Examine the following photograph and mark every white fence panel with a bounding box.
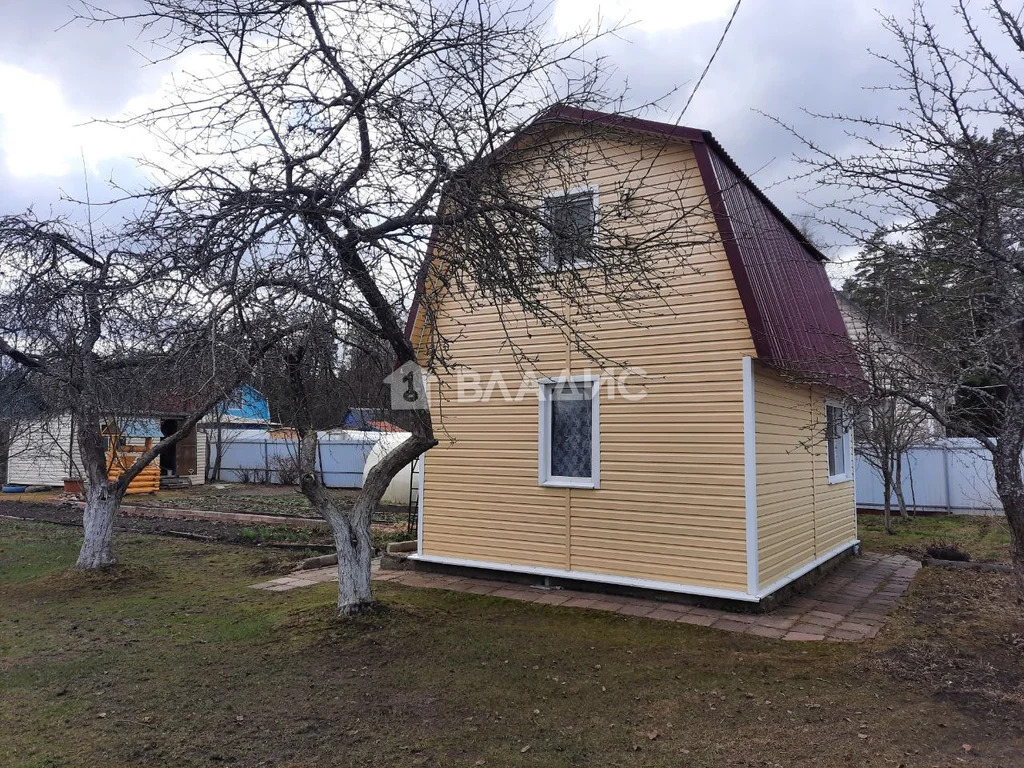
[206,429,381,488]
[854,438,1002,515]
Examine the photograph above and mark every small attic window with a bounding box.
[542,189,596,268]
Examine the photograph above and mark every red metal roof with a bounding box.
[691,137,864,391]
[368,420,404,432]
[408,107,864,391]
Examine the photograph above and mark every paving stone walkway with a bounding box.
[251,552,919,642]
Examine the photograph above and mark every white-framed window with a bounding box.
[826,402,853,483]
[538,376,600,489]
[542,187,597,269]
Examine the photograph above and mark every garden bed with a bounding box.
[131,482,411,524]
[0,500,409,554]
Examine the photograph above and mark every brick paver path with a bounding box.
[251,552,919,642]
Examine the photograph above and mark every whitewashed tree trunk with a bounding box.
[70,390,227,570]
[76,481,120,569]
[324,499,375,614]
[297,428,432,616]
[74,397,124,570]
[297,431,373,614]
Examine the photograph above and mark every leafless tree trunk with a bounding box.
[893,453,909,519]
[993,407,1024,594]
[209,403,226,482]
[296,427,433,614]
[282,329,434,614]
[0,423,8,485]
[881,463,894,535]
[77,486,120,568]
[296,431,373,613]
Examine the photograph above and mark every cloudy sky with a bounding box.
[0,0,946,274]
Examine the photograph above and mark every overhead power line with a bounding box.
[678,0,744,119]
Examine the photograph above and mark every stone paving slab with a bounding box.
[251,552,919,642]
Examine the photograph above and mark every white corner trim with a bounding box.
[406,554,760,602]
[416,453,425,556]
[755,540,859,599]
[742,356,759,596]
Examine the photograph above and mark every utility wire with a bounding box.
[678,0,743,119]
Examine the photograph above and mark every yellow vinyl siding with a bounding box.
[423,309,569,570]
[754,366,856,590]
[812,432,857,555]
[420,133,757,592]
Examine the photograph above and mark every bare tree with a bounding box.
[849,315,936,532]
[205,399,231,483]
[205,390,266,483]
[0,211,290,568]
[83,0,722,614]
[275,318,381,610]
[786,0,1024,591]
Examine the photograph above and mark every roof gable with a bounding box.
[408,107,863,390]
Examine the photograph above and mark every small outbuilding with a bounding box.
[7,412,207,489]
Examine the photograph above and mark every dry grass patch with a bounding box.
[874,567,1024,716]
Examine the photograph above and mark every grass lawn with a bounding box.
[2,520,1023,767]
[858,512,1012,563]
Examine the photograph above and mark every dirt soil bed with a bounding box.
[0,500,408,555]
[130,483,411,523]
[873,566,1024,717]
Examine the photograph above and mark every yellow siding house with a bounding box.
[406,108,863,606]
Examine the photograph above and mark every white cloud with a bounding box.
[552,0,736,34]
[0,63,153,179]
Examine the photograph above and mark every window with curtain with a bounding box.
[539,379,599,488]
